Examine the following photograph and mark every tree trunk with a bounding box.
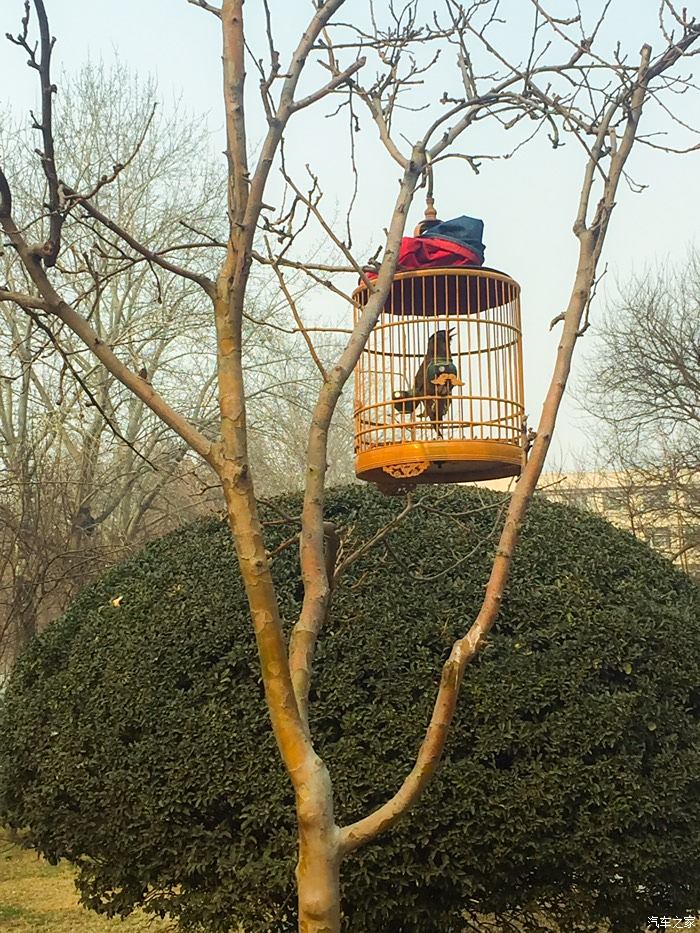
[296,837,341,933]
[12,574,38,654]
[295,757,342,933]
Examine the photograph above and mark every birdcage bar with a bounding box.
[353,266,525,486]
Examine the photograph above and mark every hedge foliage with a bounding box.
[1,484,700,932]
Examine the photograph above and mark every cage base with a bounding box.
[355,439,522,486]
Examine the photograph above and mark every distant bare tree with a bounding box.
[0,61,329,661]
[582,250,700,569]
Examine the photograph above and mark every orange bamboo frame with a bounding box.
[353,267,525,485]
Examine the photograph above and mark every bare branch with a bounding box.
[63,189,216,297]
[186,0,222,17]
[0,288,47,311]
[76,103,158,202]
[0,208,214,463]
[21,307,156,467]
[333,494,417,581]
[288,146,424,729]
[281,166,374,288]
[290,56,366,113]
[266,244,328,381]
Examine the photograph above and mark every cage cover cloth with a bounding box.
[364,215,485,280]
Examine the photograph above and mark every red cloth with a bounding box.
[364,236,482,280]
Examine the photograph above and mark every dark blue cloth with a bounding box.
[420,216,485,262]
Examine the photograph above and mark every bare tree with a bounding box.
[1,0,698,928]
[0,61,223,658]
[581,250,700,571]
[0,60,330,661]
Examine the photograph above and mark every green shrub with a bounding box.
[1,485,699,932]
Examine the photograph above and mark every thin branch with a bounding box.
[0,288,47,311]
[290,56,366,113]
[282,167,374,288]
[333,494,417,581]
[288,146,425,730]
[64,190,216,297]
[76,103,158,202]
[21,0,62,265]
[250,249,354,274]
[186,0,222,17]
[21,307,156,467]
[265,243,328,381]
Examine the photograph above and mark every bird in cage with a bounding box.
[392,328,464,435]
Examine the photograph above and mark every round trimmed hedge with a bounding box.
[1,485,700,932]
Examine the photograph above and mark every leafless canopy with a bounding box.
[581,249,700,569]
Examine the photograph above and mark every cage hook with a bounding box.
[415,157,438,236]
[424,157,437,221]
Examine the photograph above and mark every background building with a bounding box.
[513,471,700,578]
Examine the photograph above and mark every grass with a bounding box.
[1,827,613,932]
[0,829,171,932]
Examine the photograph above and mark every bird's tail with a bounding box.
[392,389,419,414]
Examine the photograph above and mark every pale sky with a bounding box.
[1,1,698,467]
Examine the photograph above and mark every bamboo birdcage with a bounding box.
[353,267,525,487]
